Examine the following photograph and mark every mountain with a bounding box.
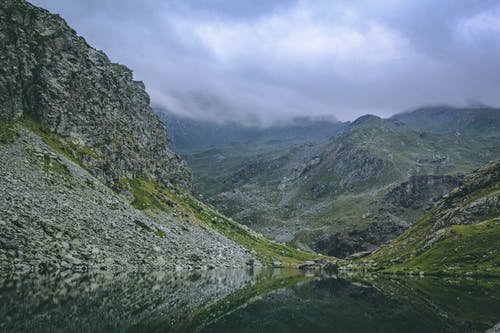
[368,160,500,276]
[157,109,346,153]
[177,108,500,258]
[390,106,500,139]
[0,0,317,271]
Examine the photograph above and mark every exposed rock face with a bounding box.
[430,161,499,231]
[0,0,191,190]
[0,0,279,271]
[311,222,407,259]
[311,142,393,197]
[384,175,463,210]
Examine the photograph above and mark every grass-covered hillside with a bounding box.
[181,108,500,257]
[367,159,500,276]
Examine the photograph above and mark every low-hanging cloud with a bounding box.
[29,0,500,125]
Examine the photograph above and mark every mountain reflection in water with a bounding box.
[0,268,498,333]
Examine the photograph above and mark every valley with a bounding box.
[1,0,500,331]
[168,107,500,258]
[1,0,499,277]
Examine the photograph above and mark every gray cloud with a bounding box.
[29,0,500,125]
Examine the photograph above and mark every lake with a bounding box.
[0,268,499,332]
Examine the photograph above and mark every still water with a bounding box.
[0,268,499,332]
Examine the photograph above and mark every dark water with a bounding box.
[0,268,499,333]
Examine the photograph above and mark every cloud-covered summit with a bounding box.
[30,0,500,125]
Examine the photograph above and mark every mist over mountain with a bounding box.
[28,0,500,124]
[157,108,345,152]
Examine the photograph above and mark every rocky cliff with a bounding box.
[0,0,190,191]
[0,0,317,271]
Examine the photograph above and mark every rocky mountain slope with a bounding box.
[367,159,500,276]
[0,0,318,271]
[179,108,500,257]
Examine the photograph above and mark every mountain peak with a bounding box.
[351,114,383,126]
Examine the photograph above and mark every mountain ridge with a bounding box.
[177,106,500,257]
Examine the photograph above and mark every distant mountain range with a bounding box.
[390,106,500,138]
[166,106,500,257]
[157,109,346,153]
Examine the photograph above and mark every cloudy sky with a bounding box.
[30,0,500,125]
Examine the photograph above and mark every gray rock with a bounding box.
[0,0,191,192]
[486,323,500,333]
[298,261,316,269]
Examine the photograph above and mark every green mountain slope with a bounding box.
[182,110,500,257]
[368,160,500,276]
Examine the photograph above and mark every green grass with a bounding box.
[42,152,72,182]
[22,116,100,172]
[129,178,175,212]
[0,118,19,144]
[367,213,434,267]
[384,219,500,276]
[128,177,321,266]
[154,229,166,238]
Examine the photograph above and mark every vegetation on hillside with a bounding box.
[181,108,500,257]
[22,117,319,266]
[367,160,500,276]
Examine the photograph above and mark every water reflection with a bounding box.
[202,274,500,333]
[0,269,498,333]
[0,268,273,333]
